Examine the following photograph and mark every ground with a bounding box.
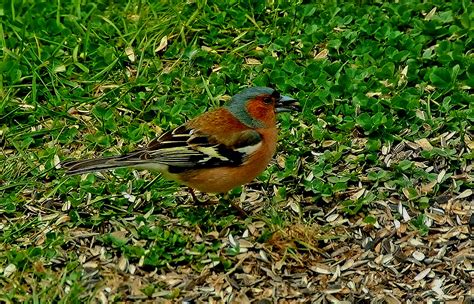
[1,1,473,303]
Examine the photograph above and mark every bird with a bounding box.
[61,87,299,195]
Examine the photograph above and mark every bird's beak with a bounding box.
[275,95,300,113]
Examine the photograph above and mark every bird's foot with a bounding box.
[188,188,248,217]
[188,188,215,205]
[229,201,248,217]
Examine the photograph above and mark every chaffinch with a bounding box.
[62,87,299,193]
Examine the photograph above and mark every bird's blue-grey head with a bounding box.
[226,87,298,128]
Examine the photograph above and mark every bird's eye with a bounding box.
[263,97,273,104]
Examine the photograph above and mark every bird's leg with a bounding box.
[188,187,200,203]
[230,201,248,217]
[188,188,213,205]
[189,188,247,216]
[221,193,248,217]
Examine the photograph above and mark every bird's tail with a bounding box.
[61,152,147,175]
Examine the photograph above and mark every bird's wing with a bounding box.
[144,124,262,173]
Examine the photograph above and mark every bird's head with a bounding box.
[227,87,299,128]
